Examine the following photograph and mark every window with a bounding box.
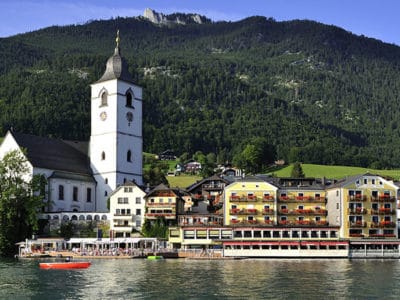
[364,179,367,184]
[136,209,141,215]
[127,150,132,162]
[58,185,64,200]
[105,178,108,184]
[124,187,133,193]
[126,92,133,107]
[159,198,163,203]
[136,197,141,204]
[101,151,105,160]
[372,179,375,185]
[73,186,78,201]
[86,188,92,203]
[336,203,340,209]
[118,197,128,204]
[104,191,108,197]
[101,92,108,106]
[127,209,131,215]
[136,220,141,228]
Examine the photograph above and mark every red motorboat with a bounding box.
[39,261,91,269]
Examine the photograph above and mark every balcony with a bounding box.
[380,221,396,228]
[244,219,258,225]
[245,208,258,215]
[262,209,274,215]
[349,221,367,228]
[377,208,396,215]
[263,220,274,226]
[347,195,367,201]
[230,208,240,215]
[147,202,175,206]
[145,213,176,219]
[262,195,274,202]
[246,195,258,202]
[231,219,241,225]
[279,209,289,215]
[315,220,329,226]
[371,195,396,202]
[294,220,312,226]
[348,208,367,215]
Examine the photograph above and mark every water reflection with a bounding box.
[1,258,400,299]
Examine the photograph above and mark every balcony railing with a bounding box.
[349,221,367,228]
[377,208,396,215]
[348,208,367,215]
[347,195,367,201]
[279,196,326,203]
[147,202,175,206]
[262,195,275,202]
[371,196,396,202]
[145,213,175,218]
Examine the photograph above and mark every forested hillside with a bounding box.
[1,13,400,169]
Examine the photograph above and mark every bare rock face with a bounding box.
[143,8,210,25]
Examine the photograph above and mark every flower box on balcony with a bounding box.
[231,219,240,224]
[280,209,289,214]
[280,196,289,201]
[247,209,257,214]
[247,220,257,224]
[263,195,274,201]
[230,209,240,214]
[263,209,273,214]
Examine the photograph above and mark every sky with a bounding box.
[1,0,399,46]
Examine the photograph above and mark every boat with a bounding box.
[39,261,91,269]
[147,255,163,260]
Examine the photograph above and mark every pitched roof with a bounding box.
[11,131,92,176]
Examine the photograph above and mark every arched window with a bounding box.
[126,92,133,107]
[101,92,108,106]
[127,150,132,162]
[101,151,105,160]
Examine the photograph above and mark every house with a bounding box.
[158,149,177,160]
[109,181,146,238]
[144,184,186,226]
[326,173,399,239]
[185,174,229,213]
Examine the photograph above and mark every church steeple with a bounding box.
[96,30,134,83]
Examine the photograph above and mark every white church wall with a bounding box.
[48,177,96,212]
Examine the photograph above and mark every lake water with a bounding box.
[1,258,399,299]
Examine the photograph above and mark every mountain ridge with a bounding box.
[1,13,400,169]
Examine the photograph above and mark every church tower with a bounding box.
[90,31,143,212]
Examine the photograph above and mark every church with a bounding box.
[0,33,143,213]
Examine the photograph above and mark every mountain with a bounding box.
[1,10,400,169]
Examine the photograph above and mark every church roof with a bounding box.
[96,31,135,84]
[11,131,92,176]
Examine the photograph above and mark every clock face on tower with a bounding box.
[100,111,107,121]
[126,112,133,122]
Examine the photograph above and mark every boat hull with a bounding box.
[39,262,91,269]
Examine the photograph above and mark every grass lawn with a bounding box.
[167,174,202,188]
[271,164,400,180]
